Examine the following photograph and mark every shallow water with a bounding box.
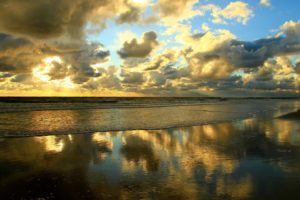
[1,99,300,199]
[0,99,299,137]
[1,118,300,199]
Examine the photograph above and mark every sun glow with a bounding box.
[32,56,75,89]
[43,56,63,63]
[131,0,147,5]
[32,67,50,82]
[33,56,63,82]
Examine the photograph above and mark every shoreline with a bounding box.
[0,116,254,139]
[0,99,299,138]
[0,113,294,139]
[0,98,298,114]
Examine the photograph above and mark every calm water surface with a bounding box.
[1,117,300,199]
[0,99,299,137]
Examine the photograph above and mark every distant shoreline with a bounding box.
[0,96,299,103]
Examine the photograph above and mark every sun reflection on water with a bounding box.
[35,136,65,153]
[1,117,300,199]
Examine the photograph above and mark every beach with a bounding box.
[0,98,300,199]
[0,98,299,137]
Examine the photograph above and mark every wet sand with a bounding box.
[0,99,300,199]
[0,117,300,200]
[0,99,299,137]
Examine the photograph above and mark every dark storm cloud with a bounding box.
[0,62,16,72]
[0,0,115,39]
[118,31,159,58]
[0,33,41,73]
[0,33,33,51]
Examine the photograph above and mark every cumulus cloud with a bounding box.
[42,42,110,84]
[182,20,300,78]
[152,0,202,35]
[116,20,300,95]
[167,20,300,93]
[82,66,121,90]
[0,34,42,74]
[242,56,299,90]
[0,0,299,96]
[0,32,111,86]
[154,0,200,21]
[116,0,152,24]
[0,0,107,39]
[121,68,143,82]
[0,0,152,40]
[200,1,253,25]
[118,31,159,58]
[260,0,271,7]
[0,0,151,93]
[144,49,179,71]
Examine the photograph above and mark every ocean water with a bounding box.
[0,98,299,137]
[0,98,300,199]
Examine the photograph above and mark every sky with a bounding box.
[0,0,299,96]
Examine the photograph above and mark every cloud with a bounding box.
[200,1,253,25]
[295,62,300,74]
[260,0,271,7]
[0,0,299,96]
[0,0,107,39]
[116,0,151,24]
[144,49,179,71]
[117,6,141,24]
[182,20,300,76]
[152,0,202,35]
[242,56,299,91]
[0,32,111,86]
[118,31,159,58]
[115,20,300,95]
[0,0,152,40]
[44,42,110,84]
[121,70,145,85]
[46,61,69,81]
[0,33,42,74]
[11,74,32,83]
[154,0,200,21]
[82,66,121,90]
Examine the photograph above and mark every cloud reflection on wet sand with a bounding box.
[0,118,300,199]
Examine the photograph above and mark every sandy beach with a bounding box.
[0,98,299,137]
[0,98,300,199]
